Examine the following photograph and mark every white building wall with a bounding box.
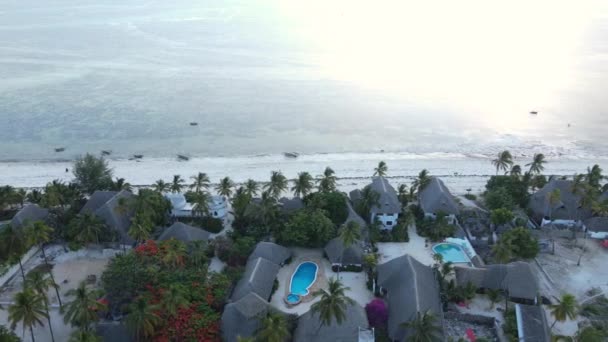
[372,213,399,230]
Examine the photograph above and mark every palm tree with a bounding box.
[25,221,62,307]
[397,184,409,208]
[8,289,47,342]
[170,175,185,193]
[592,200,608,217]
[339,221,361,248]
[374,161,388,177]
[510,164,522,177]
[160,239,187,268]
[152,179,169,193]
[27,189,43,204]
[357,186,380,221]
[244,179,259,197]
[400,310,442,342]
[61,281,105,330]
[492,238,513,263]
[412,169,431,195]
[548,189,562,221]
[292,172,314,198]
[190,172,210,194]
[491,150,513,175]
[247,191,279,231]
[68,330,102,342]
[550,294,579,329]
[125,296,160,340]
[311,278,355,333]
[188,240,208,268]
[317,167,337,193]
[3,225,27,281]
[586,164,603,190]
[486,289,501,309]
[26,271,57,341]
[192,191,211,217]
[264,171,288,198]
[216,176,234,198]
[128,214,153,244]
[526,153,546,175]
[112,178,132,192]
[69,213,106,245]
[256,312,290,342]
[159,284,188,317]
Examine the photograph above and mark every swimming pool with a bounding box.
[432,243,470,263]
[290,262,318,296]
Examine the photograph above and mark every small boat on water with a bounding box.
[133,154,143,159]
[529,111,538,115]
[284,152,299,158]
[177,154,189,161]
[101,150,111,156]
[189,122,198,126]
[55,147,65,152]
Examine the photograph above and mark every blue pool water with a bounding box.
[432,243,470,263]
[290,262,318,296]
[286,294,300,303]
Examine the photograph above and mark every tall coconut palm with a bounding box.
[125,296,160,340]
[264,171,288,199]
[510,164,522,177]
[526,153,546,175]
[374,161,388,177]
[256,312,290,342]
[397,184,410,208]
[190,172,210,194]
[152,179,169,193]
[27,189,43,204]
[339,221,361,248]
[400,310,442,342]
[586,164,603,190]
[292,172,314,198]
[160,284,188,317]
[244,179,259,197]
[317,167,337,193]
[68,213,106,245]
[160,239,186,269]
[188,240,208,268]
[550,294,579,328]
[128,214,153,244]
[8,289,47,342]
[491,151,513,175]
[61,281,105,330]
[68,330,102,342]
[412,169,431,195]
[111,178,132,192]
[25,221,62,307]
[311,278,355,332]
[216,176,234,198]
[26,272,57,342]
[492,238,513,264]
[192,191,211,217]
[3,225,27,281]
[170,175,185,193]
[357,186,380,221]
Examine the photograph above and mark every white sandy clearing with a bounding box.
[454,295,506,324]
[208,256,226,273]
[377,225,435,267]
[270,248,374,316]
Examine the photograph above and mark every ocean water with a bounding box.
[0,0,607,187]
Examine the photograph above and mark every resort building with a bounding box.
[324,238,364,270]
[454,262,539,304]
[293,302,371,342]
[10,204,49,229]
[164,193,227,219]
[368,176,402,230]
[515,303,551,342]
[529,179,592,227]
[80,190,135,244]
[96,322,133,342]
[583,217,608,239]
[248,241,292,266]
[418,177,460,223]
[221,292,271,342]
[157,222,211,243]
[231,257,281,302]
[376,255,444,341]
[278,197,305,214]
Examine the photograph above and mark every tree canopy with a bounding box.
[279,209,336,247]
[72,154,113,195]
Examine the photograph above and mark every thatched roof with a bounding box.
[81,190,135,244]
[248,242,291,266]
[345,201,367,227]
[516,304,551,342]
[158,222,211,242]
[584,217,608,232]
[418,177,460,216]
[528,179,592,222]
[324,238,363,265]
[231,257,280,302]
[10,204,49,229]
[221,292,269,342]
[95,322,133,342]
[455,262,538,300]
[293,302,368,342]
[80,191,119,214]
[278,197,305,212]
[377,255,443,341]
[368,177,401,214]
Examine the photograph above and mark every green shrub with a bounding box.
[391,222,409,242]
[304,191,348,225]
[279,209,336,247]
[331,264,363,272]
[416,215,456,242]
[185,216,223,233]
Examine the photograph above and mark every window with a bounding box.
[386,221,393,226]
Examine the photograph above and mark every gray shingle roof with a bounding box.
[10,204,49,229]
[95,323,133,342]
[82,190,134,244]
[293,302,368,342]
[248,242,291,266]
[584,217,608,232]
[345,201,366,227]
[279,197,305,212]
[455,262,538,300]
[158,222,211,242]
[377,255,443,341]
[369,177,401,214]
[324,238,363,265]
[231,257,280,302]
[221,292,269,342]
[528,179,592,222]
[516,304,551,342]
[418,177,460,216]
